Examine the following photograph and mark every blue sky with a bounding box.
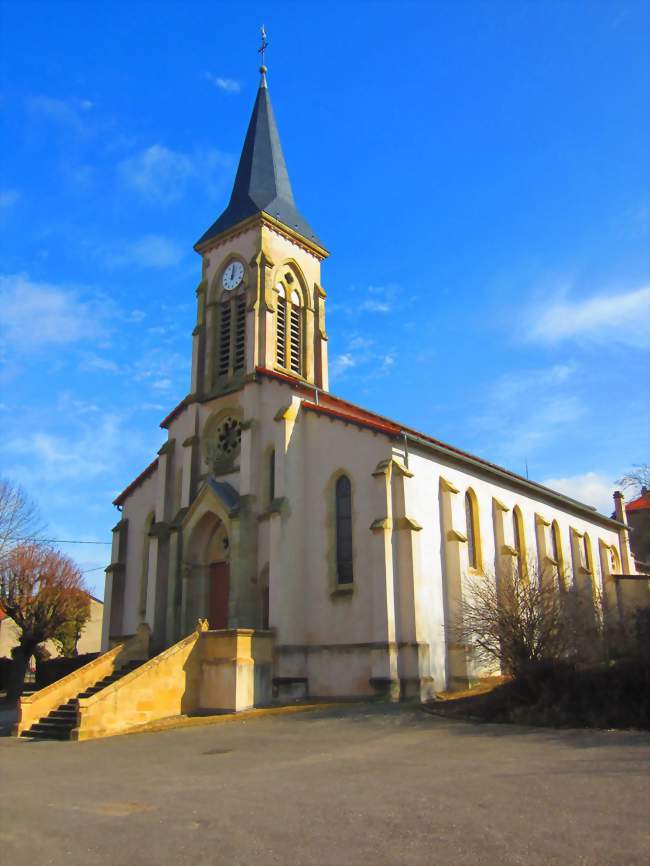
[1,1,648,597]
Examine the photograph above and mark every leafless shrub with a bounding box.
[455,560,606,678]
[0,478,43,566]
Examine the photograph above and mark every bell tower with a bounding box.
[190,62,329,399]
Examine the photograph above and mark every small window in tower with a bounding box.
[218,302,232,377]
[234,295,246,372]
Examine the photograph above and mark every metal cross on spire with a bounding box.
[258,25,269,69]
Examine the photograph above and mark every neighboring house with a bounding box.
[626,488,650,572]
[102,67,646,698]
[0,597,104,660]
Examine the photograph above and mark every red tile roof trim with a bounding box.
[255,367,623,526]
[113,457,159,507]
[160,396,191,429]
[301,400,401,437]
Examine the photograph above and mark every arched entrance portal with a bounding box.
[183,512,230,633]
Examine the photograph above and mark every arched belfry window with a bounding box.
[335,475,353,585]
[275,278,303,376]
[464,489,482,572]
[217,268,246,380]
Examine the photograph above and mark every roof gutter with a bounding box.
[401,431,626,531]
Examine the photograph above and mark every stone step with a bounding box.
[22,722,71,740]
[23,658,148,741]
[47,710,77,723]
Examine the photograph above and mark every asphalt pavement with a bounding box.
[1,702,648,866]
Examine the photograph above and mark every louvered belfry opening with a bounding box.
[216,288,246,381]
[234,295,246,372]
[275,280,303,377]
[289,301,301,374]
[276,285,287,366]
[218,301,232,377]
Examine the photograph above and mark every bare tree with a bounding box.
[0,479,42,566]
[455,562,602,679]
[616,464,650,496]
[0,544,90,699]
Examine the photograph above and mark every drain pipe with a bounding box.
[402,431,409,469]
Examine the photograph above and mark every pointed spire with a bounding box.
[195,64,322,250]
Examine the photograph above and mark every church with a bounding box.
[100,65,639,703]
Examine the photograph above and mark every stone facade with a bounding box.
[103,72,646,700]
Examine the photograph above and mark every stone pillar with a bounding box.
[613,492,634,574]
[613,491,649,614]
[204,300,218,392]
[534,513,554,589]
[439,477,470,689]
[199,629,256,713]
[369,459,399,700]
[101,519,128,650]
[314,283,328,391]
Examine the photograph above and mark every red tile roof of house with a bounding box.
[626,491,650,513]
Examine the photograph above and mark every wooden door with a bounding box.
[208,561,230,630]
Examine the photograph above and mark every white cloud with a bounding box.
[329,334,397,383]
[526,285,650,349]
[106,235,183,269]
[80,353,120,373]
[205,73,241,93]
[0,274,106,351]
[330,353,357,377]
[541,472,616,516]
[3,414,124,484]
[119,144,232,203]
[28,95,94,132]
[0,189,20,209]
[360,285,396,314]
[469,364,586,460]
[361,299,392,313]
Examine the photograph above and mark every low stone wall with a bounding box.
[73,630,203,741]
[72,628,276,741]
[14,624,151,737]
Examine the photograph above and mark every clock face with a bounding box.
[222,261,244,291]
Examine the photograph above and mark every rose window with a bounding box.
[215,417,242,457]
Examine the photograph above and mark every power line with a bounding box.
[81,566,107,574]
[6,536,111,546]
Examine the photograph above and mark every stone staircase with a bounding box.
[20,660,144,741]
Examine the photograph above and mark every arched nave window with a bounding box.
[275,283,303,376]
[582,533,593,574]
[335,475,353,585]
[464,489,482,571]
[551,521,565,588]
[609,545,620,575]
[512,506,526,579]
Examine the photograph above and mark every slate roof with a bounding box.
[195,73,322,249]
